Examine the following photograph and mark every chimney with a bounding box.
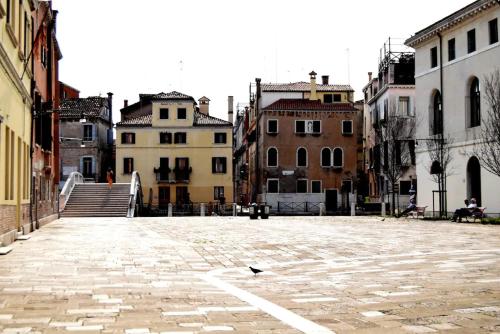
[309,71,317,101]
[123,99,128,108]
[198,96,210,115]
[228,96,234,123]
[368,72,373,81]
[107,92,113,127]
[321,75,329,85]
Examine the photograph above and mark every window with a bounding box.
[160,132,172,144]
[121,132,135,144]
[214,132,227,144]
[399,181,412,195]
[175,158,190,180]
[295,120,305,133]
[311,180,321,193]
[489,18,499,45]
[212,157,227,173]
[82,157,92,177]
[342,120,353,135]
[321,148,331,167]
[214,186,224,200]
[431,91,443,135]
[333,148,343,168]
[470,77,481,127]
[177,108,187,119]
[297,147,307,167]
[174,132,186,144]
[333,94,341,102]
[467,29,476,53]
[83,124,93,141]
[160,108,169,119]
[448,38,456,61]
[296,179,308,193]
[267,147,278,167]
[324,94,333,103]
[267,119,278,133]
[398,96,410,116]
[296,120,320,133]
[430,47,438,68]
[124,158,134,174]
[267,179,279,193]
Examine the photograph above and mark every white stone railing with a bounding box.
[127,171,143,218]
[59,172,84,211]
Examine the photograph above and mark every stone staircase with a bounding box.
[61,183,130,217]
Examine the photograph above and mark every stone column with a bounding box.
[200,203,205,216]
[168,203,173,217]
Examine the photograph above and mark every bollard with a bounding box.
[200,203,205,216]
[351,202,356,216]
[168,203,173,217]
[249,203,259,220]
[260,205,269,219]
[319,203,325,216]
[381,202,386,216]
[232,203,237,217]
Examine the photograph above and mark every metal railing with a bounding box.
[127,171,144,218]
[275,202,322,214]
[59,172,84,212]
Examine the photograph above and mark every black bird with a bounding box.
[249,266,263,276]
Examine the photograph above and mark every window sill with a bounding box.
[342,133,353,136]
[267,132,278,136]
[6,24,18,48]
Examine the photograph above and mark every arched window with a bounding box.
[431,90,443,135]
[297,147,307,167]
[333,148,343,168]
[267,147,278,167]
[321,148,331,167]
[470,77,481,127]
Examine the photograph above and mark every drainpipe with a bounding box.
[437,32,446,217]
[254,78,261,203]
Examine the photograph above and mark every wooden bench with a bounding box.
[409,206,427,219]
[465,207,486,223]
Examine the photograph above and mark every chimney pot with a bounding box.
[321,75,329,85]
[368,72,373,81]
[228,96,234,123]
[124,99,128,108]
[309,70,317,100]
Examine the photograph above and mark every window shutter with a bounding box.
[92,124,97,140]
[222,158,227,173]
[92,156,96,174]
[79,158,84,173]
[121,132,126,144]
[212,158,216,173]
[132,133,136,144]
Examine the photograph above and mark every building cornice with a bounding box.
[406,0,499,47]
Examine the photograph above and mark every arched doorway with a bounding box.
[467,157,481,206]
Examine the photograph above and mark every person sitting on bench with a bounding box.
[451,198,477,222]
[398,195,416,218]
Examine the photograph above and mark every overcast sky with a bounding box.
[52,0,472,124]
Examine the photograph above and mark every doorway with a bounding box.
[158,187,170,208]
[325,189,338,212]
[467,156,481,206]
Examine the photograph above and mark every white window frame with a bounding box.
[320,147,332,168]
[267,147,278,167]
[267,178,279,193]
[332,147,344,168]
[341,120,353,135]
[296,147,308,167]
[267,119,278,134]
[311,180,322,193]
[398,96,410,116]
[296,178,308,193]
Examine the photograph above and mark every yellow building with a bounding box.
[116,92,233,209]
[0,0,35,244]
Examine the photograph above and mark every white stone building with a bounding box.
[405,0,500,215]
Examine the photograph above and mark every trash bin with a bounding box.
[260,204,269,219]
[249,203,259,220]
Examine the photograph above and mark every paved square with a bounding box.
[0,216,499,333]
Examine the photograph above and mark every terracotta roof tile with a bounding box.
[116,114,152,127]
[59,97,109,121]
[261,82,354,92]
[263,99,358,111]
[193,110,232,127]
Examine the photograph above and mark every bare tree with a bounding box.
[425,134,455,184]
[474,69,500,177]
[375,101,416,215]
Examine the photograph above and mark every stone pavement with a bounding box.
[0,216,499,334]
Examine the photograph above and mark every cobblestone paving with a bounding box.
[0,216,499,333]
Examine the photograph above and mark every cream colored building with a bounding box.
[116,92,233,209]
[0,0,36,244]
[405,0,500,214]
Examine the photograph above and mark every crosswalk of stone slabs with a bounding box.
[0,216,499,333]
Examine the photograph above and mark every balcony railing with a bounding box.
[174,166,192,183]
[154,167,171,182]
[154,166,192,183]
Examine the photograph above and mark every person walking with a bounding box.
[106,167,114,190]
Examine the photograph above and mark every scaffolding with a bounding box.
[378,37,415,87]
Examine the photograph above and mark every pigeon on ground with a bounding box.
[249,266,263,276]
